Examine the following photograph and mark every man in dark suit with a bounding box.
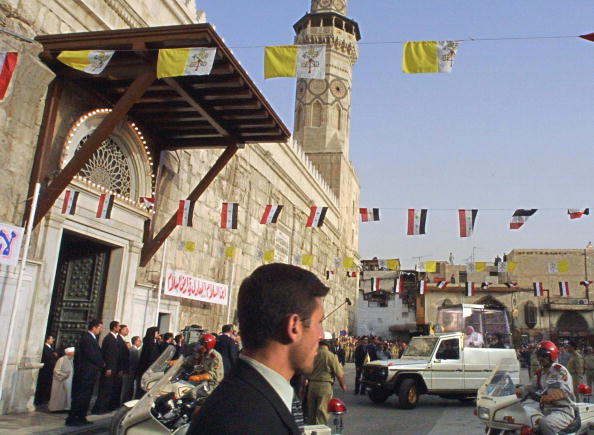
[92,320,121,414]
[189,263,329,435]
[214,324,239,376]
[331,339,346,366]
[34,335,57,405]
[354,337,369,395]
[117,324,131,405]
[66,319,104,427]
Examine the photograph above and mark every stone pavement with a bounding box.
[0,408,113,435]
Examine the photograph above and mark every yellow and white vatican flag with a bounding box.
[157,47,217,79]
[402,41,460,74]
[57,50,115,74]
[264,44,326,79]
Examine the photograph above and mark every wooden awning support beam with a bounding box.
[33,70,156,228]
[139,143,240,267]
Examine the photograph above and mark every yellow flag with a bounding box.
[184,241,196,253]
[225,246,236,259]
[558,261,569,273]
[402,41,459,74]
[302,254,314,266]
[264,45,298,78]
[386,259,400,271]
[157,47,217,79]
[508,261,519,272]
[425,261,437,273]
[342,257,353,269]
[263,250,275,262]
[57,50,114,74]
[475,262,486,272]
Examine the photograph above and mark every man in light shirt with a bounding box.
[189,263,329,435]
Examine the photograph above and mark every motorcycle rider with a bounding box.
[515,341,576,435]
[186,334,224,389]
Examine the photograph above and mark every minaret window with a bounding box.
[312,101,323,127]
[296,105,304,129]
[334,105,342,130]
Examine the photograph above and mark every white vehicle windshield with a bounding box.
[479,358,519,398]
[402,337,439,358]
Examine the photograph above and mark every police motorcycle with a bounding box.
[476,358,594,434]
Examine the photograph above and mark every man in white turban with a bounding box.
[49,347,75,412]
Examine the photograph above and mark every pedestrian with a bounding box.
[214,324,239,376]
[65,319,104,427]
[159,332,174,353]
[35,335,57,405]
[377,343,392,360]
[128,336,141,399]
[48,347,75,412]
[92,320,121,414]
[530,346,540,380]
[173,334,183,359]
[135,326,160,398]
[118,324,131,404]
[188,263,329,435]
[331,339,345,366]
[354,337,369,395]
[558,345,570,366]
[585,346,594,389]
[306,335,346,425]
[567,340,585,399]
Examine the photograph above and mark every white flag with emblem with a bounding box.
[296,45,326,79]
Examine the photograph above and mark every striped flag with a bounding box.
[57,50,114,74]
[221,202,238,229]
[260,205,283,224]
[306,206,328,227]
[580,280,593,286]
[371,277,381,292]
[96,194,114,219]
[407,209,427,235]
[458,209,478,237]
[466,282,475,297]
[559,281,570,297]
[419,280,427,295]
[533,282,544,297]
[177,200,194,227]
[568,208,589,219]
[505,281,518,288]
[0,52,18,100]
[481,282,492,290]
[61,190,79,215]
[437,280,448,289]
[395,277,404,294]
[140,196,155,209]
[346,271,357,278]
[360,208,380,222]
[510,209,537,230]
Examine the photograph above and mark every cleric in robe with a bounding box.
[48,347,75,412]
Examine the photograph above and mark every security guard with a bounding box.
[567,340,585,399]
[187,334,224,389]
[516,341,576,435]
[307,332,346,425]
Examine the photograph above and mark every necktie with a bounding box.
[291,393,305,435]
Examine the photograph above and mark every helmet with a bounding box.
[200,333,217,350]
[536,341,559,362]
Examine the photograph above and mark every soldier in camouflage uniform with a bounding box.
[186,334,224,389]
[567,340,585,400]
[516,341,576,435]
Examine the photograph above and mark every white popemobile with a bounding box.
[362,304,520,409]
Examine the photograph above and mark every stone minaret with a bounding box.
[292,0,360,202]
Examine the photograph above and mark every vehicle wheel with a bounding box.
[398,378,419,409]
[109,406,131,435]
[368,387,389,403]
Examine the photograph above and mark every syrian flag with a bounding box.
[96,194,114,219]
[221,202,238,229]
[346,271,357,278]
[371,277,381,292]
[260,205,283,224]
[458,209,478,237]
[568,208,589,219]
[177,200,194,227]
[436,280,448,289]
[505,281,518,288]
[580,280,593,286]
[360,208,380,222]
[559,281,570,297]
[0,52,18,100]
[481,282,492,290]
[395,277,404,294]
[140,196,156,209]
[306,206,328,227]
[419,280,427,295]
[407,209,427,235]
[61,190,79,215]
[510,209,537,230]
[533,282,544,297]
[466,282,475,297]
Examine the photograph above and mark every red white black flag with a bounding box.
[306,206,328,227]
[360,208,380,222]
[346,271,357,278]
[505,281,518,288]
[510,209,537,230]
[61,190,79,215]
[466,282,475,297]
[0,52,18,100]
[395,277,404,294]
[580,280,593,286]
[568,208,589,219]
[371,277,380,292]
[177,200,194,227]
[419,280,427,295]
[260,205,283,224]
[533,282,544,297]
[140,196,156,209]
[559,281,570,297]
[481,282,492,290]
[96,194,114,219]
[437,280,448,289]
[407,209,427,235]
[221,202,238,229]
[458,209,478,237]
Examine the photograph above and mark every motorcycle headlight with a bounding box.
[477,407,489,420]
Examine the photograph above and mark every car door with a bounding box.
[430,338,464,391]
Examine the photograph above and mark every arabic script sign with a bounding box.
[0,222,24,267]
[165,269,228,305]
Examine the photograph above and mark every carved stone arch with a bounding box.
[557,311,588,332]
[296,104,304,129]
[333,104,342,130]
[311,100,323,128]
[441,298,453,306]
[476,295,506,310]
[524,301,537,329]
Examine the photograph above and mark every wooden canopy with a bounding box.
[33,24,290,265]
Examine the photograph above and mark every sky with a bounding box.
[200,0,594,268]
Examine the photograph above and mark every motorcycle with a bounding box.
[475,358,594,435]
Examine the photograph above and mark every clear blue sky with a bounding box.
[201,0,594,268]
